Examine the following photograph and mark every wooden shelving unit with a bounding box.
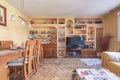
[57,27,66,57]
[28,17,103,58]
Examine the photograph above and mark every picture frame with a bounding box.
[0,5,7,26]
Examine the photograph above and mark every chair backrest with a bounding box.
[24,40,36,79]
[0,41,13,50]
[36,40,43,66]
[0,44,1,50]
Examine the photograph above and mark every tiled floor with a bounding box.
[30,58,100,80]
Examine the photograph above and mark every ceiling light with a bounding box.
[21,20,25,26]
[11,14,17,22]
[11,14,31,28]
[28,22,31,28]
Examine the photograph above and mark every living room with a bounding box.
[0,0,120,80]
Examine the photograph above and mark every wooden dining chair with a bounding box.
[0,41,13,50]
[36,40,43,67]
[7,40,36,80]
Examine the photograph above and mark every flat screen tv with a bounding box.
[66,37,85,49]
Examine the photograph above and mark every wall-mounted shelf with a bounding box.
[74,18,102,24]
[30,18,57,24]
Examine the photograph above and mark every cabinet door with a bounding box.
[43,45,48,58]
[47,46,51,57]
[82,49,90,57]
[49,46,54,57]
[82,49,97,57]
[90,49,97,57]
[53,45,57,57]
[50,45,57,58]
[43,44,57,58]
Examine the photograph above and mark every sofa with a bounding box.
[101,51,120,76]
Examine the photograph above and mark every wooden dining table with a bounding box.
[0,49,24,80]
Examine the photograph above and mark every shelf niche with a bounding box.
[66,19,74,34]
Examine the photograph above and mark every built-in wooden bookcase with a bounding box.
[29,17,103,58]
[73,18,102,49]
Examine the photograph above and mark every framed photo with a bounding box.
[0,5,6,26]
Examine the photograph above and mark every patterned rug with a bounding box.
[80,58,101,66]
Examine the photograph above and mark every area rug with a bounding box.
[80,58,101,66]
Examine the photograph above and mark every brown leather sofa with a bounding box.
[101,52,120,76]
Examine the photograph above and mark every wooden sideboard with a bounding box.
[66,48,97,58]
[43,44,57,58]
[81,49,97,57]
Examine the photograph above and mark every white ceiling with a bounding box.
[6,0,120,17]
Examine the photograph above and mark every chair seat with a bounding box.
[7,53,36,67]
[7,62,23,66]
[7,57,28,67]
[10,57,24,63]
[10,52,36,63]
[7,61,28,66]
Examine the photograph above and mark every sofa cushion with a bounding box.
[110,61,120,66]
[104,52,120,62]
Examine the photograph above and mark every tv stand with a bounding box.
[66,48,82,57]
[67,48,82,50]
[66,48,97,58]
[81,49,97,57]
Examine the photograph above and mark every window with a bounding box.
[117,12,120,41]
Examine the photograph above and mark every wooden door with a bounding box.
[96,28,103,52]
